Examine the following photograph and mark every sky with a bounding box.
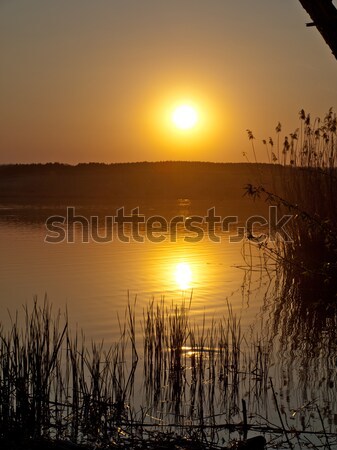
[1,0,337,164]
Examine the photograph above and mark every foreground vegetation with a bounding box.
[245,109,337,349]
[0,299,336,450]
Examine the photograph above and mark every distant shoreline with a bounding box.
[0,161,280,219]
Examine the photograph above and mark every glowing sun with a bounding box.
[172,105,198,130]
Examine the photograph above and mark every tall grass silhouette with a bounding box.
[245,108,337,357]
[0,298,273,448]
[1,296,337,449]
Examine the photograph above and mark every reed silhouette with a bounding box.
[245,109,337,363]
[1,297,337,449]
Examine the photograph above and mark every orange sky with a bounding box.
[1,0,337,164]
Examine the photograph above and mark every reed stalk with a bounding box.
[0,297,335,449]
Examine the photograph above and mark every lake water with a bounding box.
[1,205,337,448]
[0,213,266,343]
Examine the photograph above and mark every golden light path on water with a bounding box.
[174,262,193,290]
[0,221,266,346]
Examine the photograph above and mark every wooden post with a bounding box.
[298,0,337,60]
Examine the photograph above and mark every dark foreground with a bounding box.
[0,435,266,450]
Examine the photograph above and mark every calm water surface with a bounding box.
[0,217,266,343]
[1,210,337,448]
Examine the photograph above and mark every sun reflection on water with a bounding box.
[174,262,192,290]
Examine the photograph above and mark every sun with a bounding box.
[172,104,198,130]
